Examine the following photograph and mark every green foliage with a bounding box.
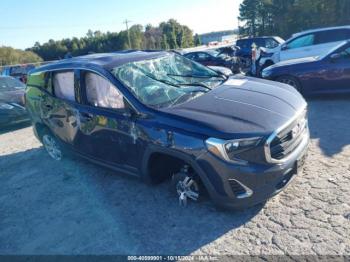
[194,34,202,46]
[28,19,196,61]
[239,0,350,38]
[0,46,43,65]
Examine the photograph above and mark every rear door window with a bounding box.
[316,29,350,44]
[84,72,125,109]
[53,71,75,101]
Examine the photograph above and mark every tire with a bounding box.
[276,75,302,93]
[260,61,274,72]
[41,130,63,161]
[171,171,205,206]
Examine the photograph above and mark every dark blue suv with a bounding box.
[236,36,284,58]
[25,51,309,209]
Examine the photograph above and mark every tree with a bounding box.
[129,25,144,49]
[0,46,42,65]
[239,0,350,39]
[27,19,196,61]
[161,34,169,50]
[194,34,201,46]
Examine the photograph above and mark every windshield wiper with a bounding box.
[177,82,211,90]
[168,73,228,82]
[167,73,224,79]
[134,65,182,88]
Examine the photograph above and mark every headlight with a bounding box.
[205,137,261,164]
[0,103,14,110]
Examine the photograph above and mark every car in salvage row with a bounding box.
[25,51,309,209]
[0,76,29,128]
[262,40,350,95]
[259,25,350,71]
[183,50,239,73]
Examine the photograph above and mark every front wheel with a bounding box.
[172,170,203,207]
[42,131,63,161]
[276,76,302,93]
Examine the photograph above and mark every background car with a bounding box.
[183,50,238,72]
[235,36,284,73]
[0,102,29,128]
[262,40,350,95]
[0,76,26,105]
[259,25,350,71]
[1,64,36,83]
[236,36,284,58]
[215,45,240,57]
[207,66,233,77]
[0,76,29,127]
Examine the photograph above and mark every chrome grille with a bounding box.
[266,109,308,162]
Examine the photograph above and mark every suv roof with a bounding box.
[31,51,168,73]
[293,25,350,38]
[237,36,280,41]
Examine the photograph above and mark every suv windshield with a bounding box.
[112,53,225,108]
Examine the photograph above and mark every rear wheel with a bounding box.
[41,131,63,161]
[276,75,302,92]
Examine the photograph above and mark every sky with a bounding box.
[0,0,242,50]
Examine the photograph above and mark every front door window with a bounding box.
[286,34,315,50]
[85,72,125,109]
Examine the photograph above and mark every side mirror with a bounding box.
[281,45,288,51]
[330,53,341,62]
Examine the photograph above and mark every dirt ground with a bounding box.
[0,96,349,255]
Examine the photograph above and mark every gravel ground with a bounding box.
[0,97,349,256]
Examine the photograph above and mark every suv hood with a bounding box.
[160,76,306,139]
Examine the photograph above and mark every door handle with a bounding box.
[79,112,93,122]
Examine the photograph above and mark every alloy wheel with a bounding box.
[175,176,200,206]
[42,134,62,161]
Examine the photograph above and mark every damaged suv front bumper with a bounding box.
[194,129,310,210]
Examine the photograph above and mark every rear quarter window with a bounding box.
[27,72,53,94]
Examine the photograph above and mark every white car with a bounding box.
[259,25,350,70]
